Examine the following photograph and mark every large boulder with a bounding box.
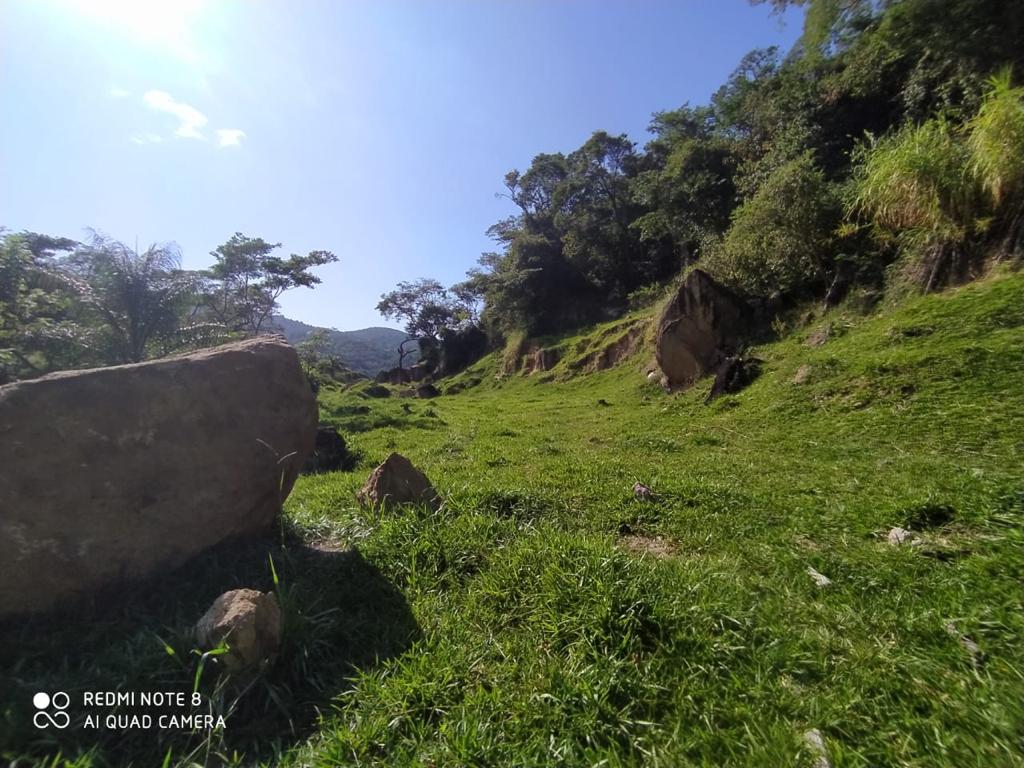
[357,452,440,511]
[0,336,317,616]
[195,589,283,673]
[654,270,751,390]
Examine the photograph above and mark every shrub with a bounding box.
[704,152,840,297]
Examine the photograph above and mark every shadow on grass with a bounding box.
[0,533,420,767]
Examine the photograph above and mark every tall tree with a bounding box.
[0,230,80,382]
[204,233,337,336]
[376,278,468,368]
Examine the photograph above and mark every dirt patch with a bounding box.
[573,321,649,372]
[619,534,678,559]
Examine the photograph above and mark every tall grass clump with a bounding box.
[848,117,982,291]
[967,68,1024,257]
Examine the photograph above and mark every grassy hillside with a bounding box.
[4,272,1021,767]
[284,270,1024,766]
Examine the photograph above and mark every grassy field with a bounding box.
[3,271,1023,766]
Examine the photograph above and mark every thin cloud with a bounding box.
[216,129,246,147]
[129,132,164,145]
[108,86,131,99]
[143,90,207,139]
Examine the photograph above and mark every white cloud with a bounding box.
[108,86,131,99]
[216,128,246,147]
[129,132,164,145]
[143,90,207,139]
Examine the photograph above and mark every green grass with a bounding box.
[3,271,1023,766]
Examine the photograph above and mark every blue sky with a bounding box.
[1,1,802,330]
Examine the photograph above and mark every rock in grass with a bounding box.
[793,364,812,384]
[944,621,984,667]
[195,589,282,673]
[887,526,917,545]
[633,482,655,500]
[807,566,833,587]
[705,356,762,402]
[802,729,833,768]
[357,452,440,511]
[302,426,356,474]
[416,383,441,399]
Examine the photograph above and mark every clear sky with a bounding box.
[1,0,802,331]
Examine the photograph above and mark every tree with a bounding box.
[205,233,337,336]
[706,151,840,297]
[376,279,468,369]
[56,232,203,364]
[0,230,80,382]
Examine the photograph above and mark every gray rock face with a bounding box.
[654,270,751,391]
[357,452,440,511]
[0,337,317,616]
[195,589,283,672]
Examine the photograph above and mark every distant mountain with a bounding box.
[271,316,416,376]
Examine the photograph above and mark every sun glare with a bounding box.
[60,0,205,60]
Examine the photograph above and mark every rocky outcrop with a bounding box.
[195,589,283,672]
[654,270,751,391]
[529,347,562,374]
[357,453,440,511]
[0,337,317,616]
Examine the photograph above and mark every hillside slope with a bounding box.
[5,273,1020,767]
[272,315,415,376]
[286,271,1024,766]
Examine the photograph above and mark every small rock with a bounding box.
[302,426,356,474]
[793,364,812,385]
[806,325,831,347]
[802,728,833,768]
[887,526,916,545]
[633,482,654,500]
[807,566,832,587]
[705,356,762,402]
[195,589,282,673]
[357,452,440,511]
[416,383,440,399]
[597,398,612,407]
[944,621,983,667]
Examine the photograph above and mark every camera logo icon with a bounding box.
[32,692,70,729]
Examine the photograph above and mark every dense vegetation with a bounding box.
[376,0,1023,360]
[0,230,336,384]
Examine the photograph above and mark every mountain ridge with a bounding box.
[271,315,416,376]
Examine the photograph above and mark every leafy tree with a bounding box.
[706,152,840,297]
[0,230,80,382]
[205,233,337,336]
[376,278,469,368]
